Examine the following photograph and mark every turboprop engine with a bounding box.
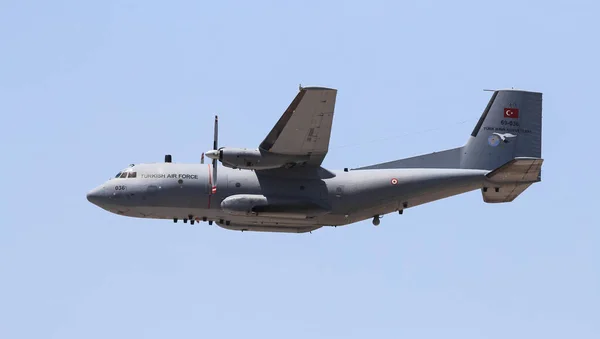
[205,148,309,170]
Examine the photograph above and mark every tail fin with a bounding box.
[464,89,543,203]
[461,89,542,170]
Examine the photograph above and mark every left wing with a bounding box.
[259,86,337,166]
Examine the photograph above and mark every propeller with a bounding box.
[211,115,218,194]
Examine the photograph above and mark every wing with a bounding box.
[259,86,337,166]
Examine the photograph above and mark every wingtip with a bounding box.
[299,86,337,91]
[483,88,542,94]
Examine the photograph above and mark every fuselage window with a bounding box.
[128,172,137,178]
[115,172,122,178]
[119,172,128,178]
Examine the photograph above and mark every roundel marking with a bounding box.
[391,178,398,185]
[488,134,501,147]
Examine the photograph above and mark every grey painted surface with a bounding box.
[259,86,337,166]
[355,147,463,170]
[357,90,543,172]
[87,89,544,233]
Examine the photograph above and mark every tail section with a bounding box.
[461,89,542,170]
[356,89,543,171]
[354,89,543,202]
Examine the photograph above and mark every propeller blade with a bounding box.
[201,152,204,164]
[213,115,218,151]
[211,160,217,194]
[211,115,218,193]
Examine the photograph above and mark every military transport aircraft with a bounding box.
[87,86,543,233]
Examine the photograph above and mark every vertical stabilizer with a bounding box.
[461,89,542,170]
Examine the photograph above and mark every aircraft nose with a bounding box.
[86,185,105,206]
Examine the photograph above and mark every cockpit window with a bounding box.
[114,167,137,179]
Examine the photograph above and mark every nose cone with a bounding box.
[86,185,105,206]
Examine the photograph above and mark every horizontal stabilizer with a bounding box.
[482,182,535,203]
[486,157,543,183]
[482,157,543,203]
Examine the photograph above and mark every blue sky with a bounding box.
[1,0,598,338]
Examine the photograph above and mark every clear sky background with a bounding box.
[1,0,598,338]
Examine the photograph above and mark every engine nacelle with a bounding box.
[214,148,308,170]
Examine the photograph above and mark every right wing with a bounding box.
[259,86,337,166]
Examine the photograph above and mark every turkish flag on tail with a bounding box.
[504,108,519,118]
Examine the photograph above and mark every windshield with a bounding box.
[114,167,137,179]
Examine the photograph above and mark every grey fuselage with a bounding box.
[86,88,543,233]
[87,162,489,233]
